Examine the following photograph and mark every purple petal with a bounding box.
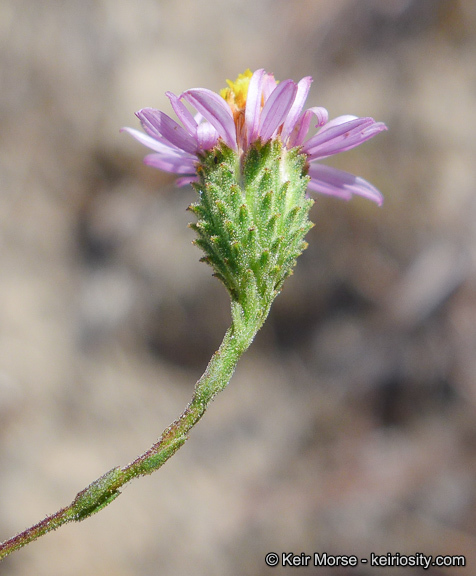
[303,117,387,160]
[262,73,278,101]
[281,76,312,143]
[121,127,182,154]
[309,107,330,128]
[181,88,237,150]
[317,115,358,133]
[307,163,383,205]
[136,108,198,154]
[287,106,329,148]
[258,79,298,142]
[144,152,197,174]
[175,175,199,187]
[303,117,369,154]
[196,121,219,150]
[245,68,265,145]
[166,91,198,136]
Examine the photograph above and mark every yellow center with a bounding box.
[220,69,253,111]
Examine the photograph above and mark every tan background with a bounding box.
[1,1,476,574]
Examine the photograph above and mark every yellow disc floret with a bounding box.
[220,69,253,111]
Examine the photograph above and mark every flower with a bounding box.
[122,69,387,204]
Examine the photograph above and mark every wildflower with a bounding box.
[0,72,387,563]
[123,69,387,311]
[122,68,387,204]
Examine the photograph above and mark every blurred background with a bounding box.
[1,0,475,574]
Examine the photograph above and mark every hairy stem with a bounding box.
[0,301,267,561]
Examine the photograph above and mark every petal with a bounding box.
[262,73,278,101]
[166,91,198,136]
[308,106,330,128]
[121,127,182,154]
[281,76,312,143]
[245,68,265,144]
[175,175,199,187]
[307,163,383,205]
[196,121,219,150]
[144,152,197,174]
[303,117,387,160]
[258,79,298,142]
[287,106,328,148]
[317,115,358,133]
[136,108,198,154]
[303,117,369,153]
[181,88,237,150]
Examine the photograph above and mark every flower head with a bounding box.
[123,68,387,204]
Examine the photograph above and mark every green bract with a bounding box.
[189,140,314,319]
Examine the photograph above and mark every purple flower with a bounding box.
[122,69,387,204]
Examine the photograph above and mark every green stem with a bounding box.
[0,507,76,559]
[0,301,267,561]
